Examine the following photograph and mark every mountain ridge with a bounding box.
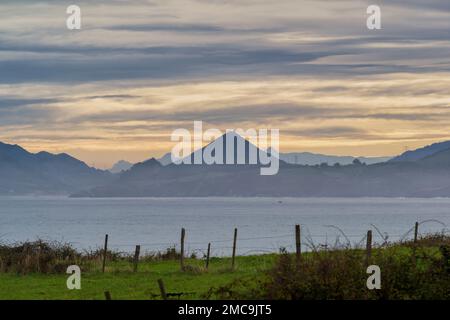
[3,137,450,197]
[71,135,450,198]
[0,141,113,195]
[390,140,450,162]
[268,148,391,166]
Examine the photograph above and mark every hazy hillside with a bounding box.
[3,137,450,197]
[269,149,391,166]
[0,142,113,195]
[109,160,133,173]
[158,147,391,167]
[72,135,450,198]
[390,140,450,162]
[420,148,450,167]
[157,153,174,166]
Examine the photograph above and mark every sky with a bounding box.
[0,0,449,168]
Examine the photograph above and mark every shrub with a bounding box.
[0,240,81,274]
[206,235,450,300]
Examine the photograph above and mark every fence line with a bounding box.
[91,220,449,260]
[12,220,446,259]
[93,230,450,250]
[67,232,432,248]
[91,220,450,275]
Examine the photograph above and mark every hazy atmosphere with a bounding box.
[1,0,449,168]
[2,1,450,303]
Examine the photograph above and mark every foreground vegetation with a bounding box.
[0,234,449,300]
[0,243,276,300]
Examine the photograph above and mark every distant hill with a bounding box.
[108,154,175,173]
[112,134,393,170]
[72,135,450,198]
[156,131,273,166]
[268,149,391,166]
[4,136,450,197]
[390,140,450,162]
[183,131,274,165]
[109,160,133,173]
[420,148,450,167]
[157,152,174,166]
[0,141,113,195]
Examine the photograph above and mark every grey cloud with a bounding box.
[66,103,354,125]
[85,94,141,100]
[2,48,446,85]
[0,106,57,126]
[48,101,450,128]
[105,24,227,33]
[389,0,450,12]
[0,0,449,84]
[0,98,58,109]
[103,22,286,34]
[285,128,450,141]
[311,86,349,93]
[0,44,338,84]
[356,113,446,122]
[0,0,449,133]
[284,126,371,139]
[6,134,108,142]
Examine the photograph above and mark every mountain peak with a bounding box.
[0,141,34,162]
[132,157,162,169]
[0,141,28,152]
[180,131,269,165]
[109,160,134,173]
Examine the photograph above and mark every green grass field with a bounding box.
[2,234,449,300]
[0,255,277,300]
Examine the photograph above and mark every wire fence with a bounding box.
[64,219,450,258]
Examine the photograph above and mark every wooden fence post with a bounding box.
[412,221,419,264]
[104,291,112,300]
[180,228,185,271]
[133,245,141,273]
[366,230,372,265]
[206,243,211,270]
[232,228,238,270]
[295,224,301,268]
[157,279,167,300]
[414,222,419,243]
[102,234,108,273]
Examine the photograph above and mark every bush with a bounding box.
[0,240,196,274]
[206,235,450,300]
[140,246,181,262]
[0,240,81,274]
